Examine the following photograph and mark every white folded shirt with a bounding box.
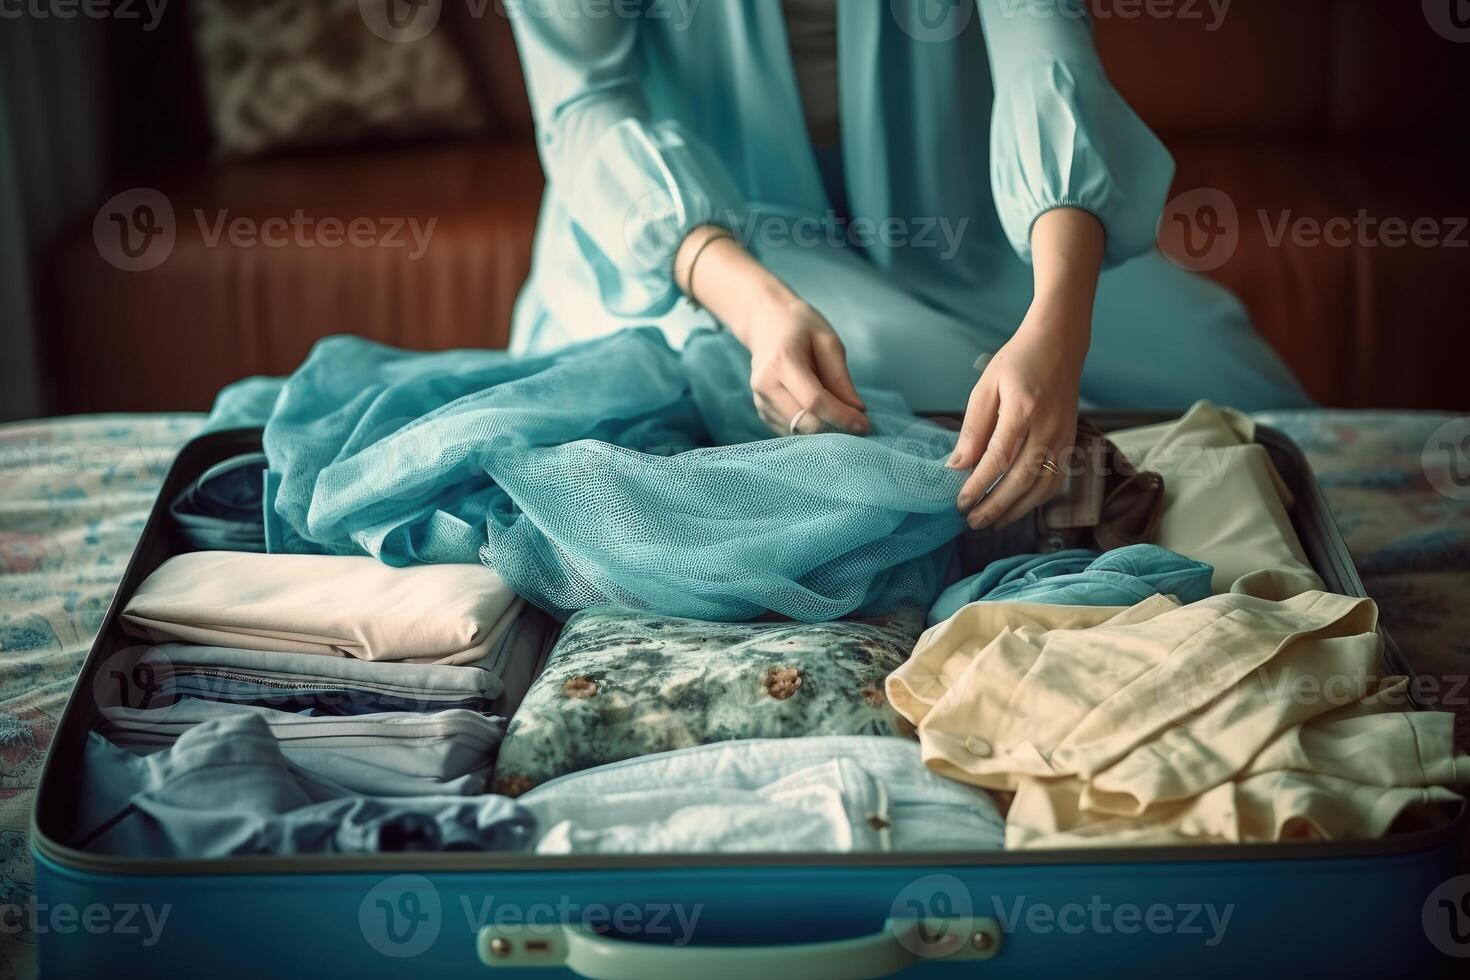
[121,552,522,665]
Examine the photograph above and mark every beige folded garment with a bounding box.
[887,591,1468,848]
[1108,401,1323,599]
[121,552,522,665]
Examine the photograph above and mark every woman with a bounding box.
[506,0,1310,531]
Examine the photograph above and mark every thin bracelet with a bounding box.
[681,230,737,312]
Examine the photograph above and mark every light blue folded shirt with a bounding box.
[928,544,1215,626]
[78,715,534,858]
[519,736,1005,854]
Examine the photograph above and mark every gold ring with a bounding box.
[1040,458,1063,477]
[788,409,810,436]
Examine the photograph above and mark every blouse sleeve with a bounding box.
[508,3,745,316]
[977,0,1175,267]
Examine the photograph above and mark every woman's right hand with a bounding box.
[738,297,871,436]
[675,226,870,437]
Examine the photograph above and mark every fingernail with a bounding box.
[946,451,962,469]
[969,514,991,531]
[956,496,972,512]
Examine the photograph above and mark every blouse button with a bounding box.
[965,736,992,758]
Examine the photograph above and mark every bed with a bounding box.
[1,410,1467,975]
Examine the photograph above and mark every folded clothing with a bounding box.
[100,699,504,797]
[78,715,534,857]
[130,644,502,715]
[170,451,269,553]
[120,551,523,665]
[493,605,923,795]
[517,736,1005,854]
[1108,401,1323,599]
[888,591,1468,848]
[928,544,1214,626]
[487,603,559,718]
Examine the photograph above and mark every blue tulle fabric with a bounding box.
[206,328,968,622]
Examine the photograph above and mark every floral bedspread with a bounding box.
[0,409,1467,975]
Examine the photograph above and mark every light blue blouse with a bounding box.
[509,0,1170,338]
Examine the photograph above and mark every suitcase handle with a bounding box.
[476,916,1000,977]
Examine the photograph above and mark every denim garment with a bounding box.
[928,544,1215,626]
[78,715,534,857]
[169,452,268,553]
[100,699,504,797]
[518,735,1004,854]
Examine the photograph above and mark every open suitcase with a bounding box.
[31,417,1469,977]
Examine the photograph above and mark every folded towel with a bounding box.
[121,552,521,665]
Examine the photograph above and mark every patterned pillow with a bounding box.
[492,606,923,796]
[191,0,487,157]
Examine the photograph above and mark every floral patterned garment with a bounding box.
[492,606,922,796]
[0,409,1467,975]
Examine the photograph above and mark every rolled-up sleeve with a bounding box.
[508,2,745,316]
[977,0,1175,267]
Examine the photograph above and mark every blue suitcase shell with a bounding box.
[31,421,1470,977]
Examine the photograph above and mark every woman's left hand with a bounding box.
[946,303,1086,530]
[948,207,1103,530]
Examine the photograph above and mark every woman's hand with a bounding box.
[740,298,870,436]
[947,309,1084,529]
[947,207,1105,529]
[675,225,870,436]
